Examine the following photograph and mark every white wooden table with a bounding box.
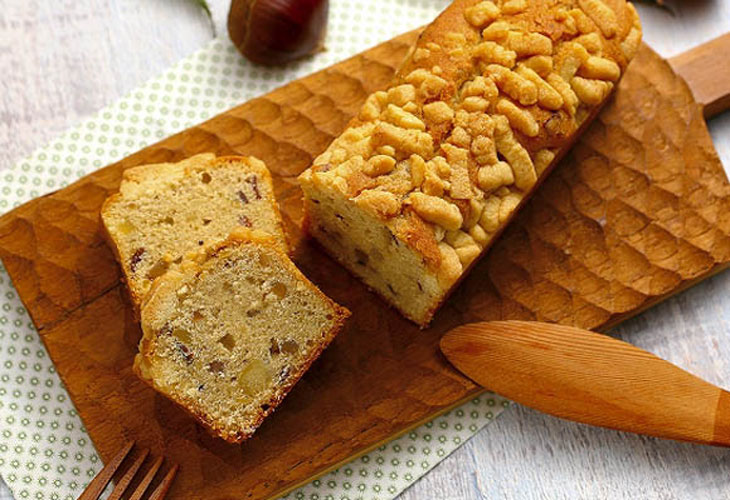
[1,1,729,498]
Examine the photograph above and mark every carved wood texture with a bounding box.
[0,30,728,499]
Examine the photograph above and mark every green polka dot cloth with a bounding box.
[0,1,510,499]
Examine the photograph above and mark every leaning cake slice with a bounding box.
[134,228,350,442]
[101,153,287,309]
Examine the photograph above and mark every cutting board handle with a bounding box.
[669,33,730,119]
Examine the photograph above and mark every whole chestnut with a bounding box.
[228,0,329,66]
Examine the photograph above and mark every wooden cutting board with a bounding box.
[1,27,730,499]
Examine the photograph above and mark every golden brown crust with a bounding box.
[299,0,641,325]
[394,210,442,269]
[100,193,148,314]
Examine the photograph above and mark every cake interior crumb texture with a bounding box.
[305,191,442,325]
[101,153,287,306]
[135,232,350,442]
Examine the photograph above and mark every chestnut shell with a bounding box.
[228,0,329,66]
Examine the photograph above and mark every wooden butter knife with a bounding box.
[441,321,730,447]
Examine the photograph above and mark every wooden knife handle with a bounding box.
[670,33,730,119]
[713,390,730,446]
[441,321,730,448]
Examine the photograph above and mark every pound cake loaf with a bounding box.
[102,153,287,308]
[135,228,350,442]
[299,0,641,326]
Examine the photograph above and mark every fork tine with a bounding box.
[107,448,149,500]
[78,441,134,500]
[147,464,179,500]
[127,455,164,500]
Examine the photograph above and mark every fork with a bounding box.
[78,441,178,500]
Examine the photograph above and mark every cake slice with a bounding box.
[101,153,287,309]
[299,0,641,326]
[135,228,350,442]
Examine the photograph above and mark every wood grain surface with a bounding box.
[1,23,729,498]
[4,3,728,500]
[3,2,730,500]
[669,33,730,119]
